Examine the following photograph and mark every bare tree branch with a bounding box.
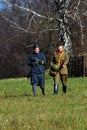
[3,0,54,21]
[3,16,28,33]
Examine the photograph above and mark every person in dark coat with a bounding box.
[28,43,46,96]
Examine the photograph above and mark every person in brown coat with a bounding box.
[49,41,69,94]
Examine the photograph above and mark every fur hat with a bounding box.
[33,43,39,49]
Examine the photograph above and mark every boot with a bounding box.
[63,85,67,93]
[54,84,58,94]
[32,84,37,96]
[42,89,45,95]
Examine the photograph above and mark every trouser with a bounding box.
[53,73,68,93]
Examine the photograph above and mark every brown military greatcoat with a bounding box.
[52,50,69,74]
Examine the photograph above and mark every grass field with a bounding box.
[0,76,87,130]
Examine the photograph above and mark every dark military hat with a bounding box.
[56,41,64,47]
[33,43,39,49]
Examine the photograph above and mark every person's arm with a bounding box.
[39,53,46,65]
[62,52,69,67]
[28,54,36,66]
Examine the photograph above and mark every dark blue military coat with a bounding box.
[28,51,46,87]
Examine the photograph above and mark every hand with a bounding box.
[34,57,39,62]
[62,63,66,68]
[32,61,38,65]
[33,58,44,65]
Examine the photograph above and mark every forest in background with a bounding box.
[0,0,87,78]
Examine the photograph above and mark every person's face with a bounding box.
[34,48,39,54]
[57,45,64,52]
